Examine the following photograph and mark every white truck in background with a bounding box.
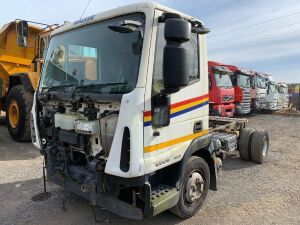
[30,2,269,220]
[263,74,279,111]
[277,82,289,109]
[250,72,267,112]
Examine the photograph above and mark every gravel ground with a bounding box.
[0,113,299,225]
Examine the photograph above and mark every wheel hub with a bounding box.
[8,100,20,128]
[185,171,204,203]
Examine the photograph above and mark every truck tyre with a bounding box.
[250,129,269,164]
[239,128,255,160]
[170,156,210,219]
[6,85,33,142]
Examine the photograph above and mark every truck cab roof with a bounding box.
[51,2,205,37]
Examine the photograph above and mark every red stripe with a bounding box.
[171,93,209,109]
[143,93,209,117]
[144,111,151,117]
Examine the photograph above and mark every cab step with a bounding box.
[150,185,179,216]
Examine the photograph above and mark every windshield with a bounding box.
[39,13,144,94]
[268,83,276,93]
[278,86,287,93]
[256,74,266,89]
[214,73,232,88]
[237,74,251,88]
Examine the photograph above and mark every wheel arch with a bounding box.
[8,73,35,94]
[178,133,217,191]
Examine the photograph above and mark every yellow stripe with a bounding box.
[144,115,151,122]
[144,129,209,153]
[171,97,209,114]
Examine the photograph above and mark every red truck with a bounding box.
[223,65,252,115]
[208,61,235,117]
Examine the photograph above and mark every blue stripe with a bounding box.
[144,101,208,127]
[170,101,209,118]
[144,121,151,127]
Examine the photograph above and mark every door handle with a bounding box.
[194,120,203,133]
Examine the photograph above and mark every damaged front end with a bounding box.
[33,92,145,219]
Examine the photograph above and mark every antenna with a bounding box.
[80,0,92,19]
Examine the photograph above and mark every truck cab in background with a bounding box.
[224,65,251,115]
[275,83,283,110]
[208,61,235,117]
[264,74,279,111]
[276,82,289,109]
[250,72,267,112]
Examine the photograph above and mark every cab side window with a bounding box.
[152,23,199,96]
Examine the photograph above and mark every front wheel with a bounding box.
[6,85,33,142]
[170,156,210,219]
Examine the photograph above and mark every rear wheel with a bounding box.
[238,128,255,160]
[251,129,269,164]
[6,85,33,142]
[170,156,210,219]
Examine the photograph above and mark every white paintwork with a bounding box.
[31,92,41,149]
[142,9,209,174]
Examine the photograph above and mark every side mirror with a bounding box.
[163,18,191,94]
[16,20,29,47]
[152,94,170,127]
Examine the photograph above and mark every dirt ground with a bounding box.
[0,113,299,225]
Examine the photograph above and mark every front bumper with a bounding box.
[211,103,235,117]
[265,102,278,111]
[51,175,143,219]
[235,103,251,115]
[254,98,265,109]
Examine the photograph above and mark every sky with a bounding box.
[0,0,299,83]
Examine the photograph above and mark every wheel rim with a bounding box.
[8,100,20,128]
[262,136,268,157]
[185,171,204,204]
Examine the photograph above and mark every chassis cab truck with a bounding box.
[31,2,269,220]
[277,82,289,108]
[250,72,267,112]
[263,74,279,111]
[224,65,251,115]
[208,61,235,117]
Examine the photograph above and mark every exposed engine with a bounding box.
[37,97,120,201]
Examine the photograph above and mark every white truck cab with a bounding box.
[277,82,289,109]
[30,2,269,220]
[263,74,279,111]
[251,72,267,111]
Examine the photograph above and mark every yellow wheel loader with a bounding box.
[0,20,57,141]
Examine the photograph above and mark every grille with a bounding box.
[222,95,234,102]
[242,89,251,103]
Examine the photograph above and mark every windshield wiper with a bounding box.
[72,82,129,94]
[42,84,77,93]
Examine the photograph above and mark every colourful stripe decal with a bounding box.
[144,94,209,127]
[144,129,209,153]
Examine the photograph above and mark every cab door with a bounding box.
[143,9,209,174]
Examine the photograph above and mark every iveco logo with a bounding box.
[74,15,95,25]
